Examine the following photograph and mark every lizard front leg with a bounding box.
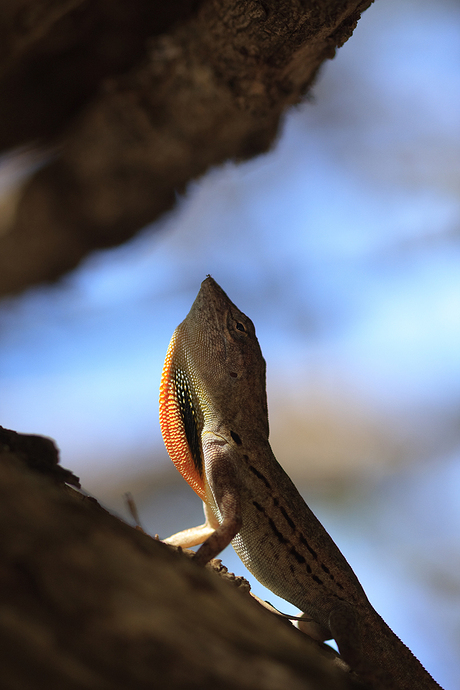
[164,438,243,565]
[193,437,243,566]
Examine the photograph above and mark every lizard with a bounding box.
[159,275,444,690]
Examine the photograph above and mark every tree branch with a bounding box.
[0,0,373,297]
[0,427,364,689]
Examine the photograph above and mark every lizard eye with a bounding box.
[235,322,246,332]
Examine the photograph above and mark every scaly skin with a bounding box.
[159,276,443,690]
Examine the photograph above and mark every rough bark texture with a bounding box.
[0,426,365,690]
[0,0,373,297]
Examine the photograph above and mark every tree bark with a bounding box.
[0,426,364,689]
[0,0,373,297]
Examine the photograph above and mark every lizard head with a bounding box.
[159,276,269,499]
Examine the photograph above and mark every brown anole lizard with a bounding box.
[159,276,443,690]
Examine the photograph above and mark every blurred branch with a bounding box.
[0,426,363,689]
[0,0,373,297]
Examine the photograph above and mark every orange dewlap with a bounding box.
[159,332,206,501]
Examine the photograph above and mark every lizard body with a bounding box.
[159,276,443,690]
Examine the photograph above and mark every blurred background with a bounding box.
[0,0,459,686]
